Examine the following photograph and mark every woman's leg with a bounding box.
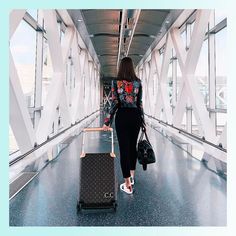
[115,109,132,182]
[130,170,135,178]
[125,177,131,187]
[129,109,142,179]
[115,108,140,193]
[116,133,131,180]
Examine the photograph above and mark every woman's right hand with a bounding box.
[103,124,110,131]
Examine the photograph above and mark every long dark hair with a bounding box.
[117,57,138,81]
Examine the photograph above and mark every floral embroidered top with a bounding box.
[104,79,145,126]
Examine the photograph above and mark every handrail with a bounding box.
[145,114,227,153]
[9,110,100,166]
[83,127,113,132]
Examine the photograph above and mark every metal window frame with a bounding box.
[9,10,101,164]
[137,9,227,163]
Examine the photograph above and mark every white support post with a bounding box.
[9,9,37,155]
[136,9,226,162]
[71,33,82,123]
[83,58,89,116]
[43,10,63,71]
[171,10,215,141]
[153,55,162,119]
[159,33,173,124]
[186,22,192,134]
[170,28,187,72]
[36,11,74,143]
[34,10,44,129]
[208,11,217,135]
[143,61,151,115]
[9,10,26,39]
[148,54,157,116]
[9,9,101,164]
[10,53,37,154]
[86,61,93,114]
[185,10,211,74]
[59,85,72,128]
[75,49,87,121]
[172,57,177,109]
[142,64,147,109]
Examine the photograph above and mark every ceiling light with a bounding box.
[77,19,83,22]
[149,35,156,39]
[124,29,132,37]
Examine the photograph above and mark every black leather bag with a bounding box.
[137,129,156,170]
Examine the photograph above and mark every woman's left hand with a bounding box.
[103,124,110,131]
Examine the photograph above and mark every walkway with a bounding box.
[9,115,226,226]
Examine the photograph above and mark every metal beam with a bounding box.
[117,9,127,70]
[126,10,141,56]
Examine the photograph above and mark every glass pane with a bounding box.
[153,72,158,98]
[181,112,186,130]
[167,62,173,105]
[65,50,75,106]
[215,10,227,26]
[190,21,195,35]
[215,27,227,109]
[42,38,53,106]
[57,22,66,43]
[61,31,65,43]
[176,59,182,99]
[159,52,163,66]
[10,20,37,108]
[27,9,38,20]
[181,29,186,50]
[195,39,209,107]
[9,126,19,154]
[57,22,62,41]
[216,113,227,136]
[192,112,201,137]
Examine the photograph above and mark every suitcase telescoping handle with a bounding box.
[80,127,115,158]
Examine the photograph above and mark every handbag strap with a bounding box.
[139,129,151,145]
[144,130,151,144]
[139,130,145,142]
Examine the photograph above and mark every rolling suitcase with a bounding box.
[77,127,117,211]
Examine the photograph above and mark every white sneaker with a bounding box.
[130,176,135,185]
[120,183,133,194]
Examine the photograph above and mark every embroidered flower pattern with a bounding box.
[112,93,117,100]
[117,88,123,94]
[126,95,133,103]
[104,117,110,123]
[117,81,123,88]
[124,82,133,94]
[104,79,144,126]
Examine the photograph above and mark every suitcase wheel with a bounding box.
[77,202,83,211]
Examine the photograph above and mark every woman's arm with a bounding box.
[137,80,145,127]
[104,80,119,126]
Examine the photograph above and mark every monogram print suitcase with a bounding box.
[77,127,117,211]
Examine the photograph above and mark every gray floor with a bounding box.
[9,116,227,226]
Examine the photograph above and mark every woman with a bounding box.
[103,57,145,195]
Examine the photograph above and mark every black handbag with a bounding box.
[137,128,156,171]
